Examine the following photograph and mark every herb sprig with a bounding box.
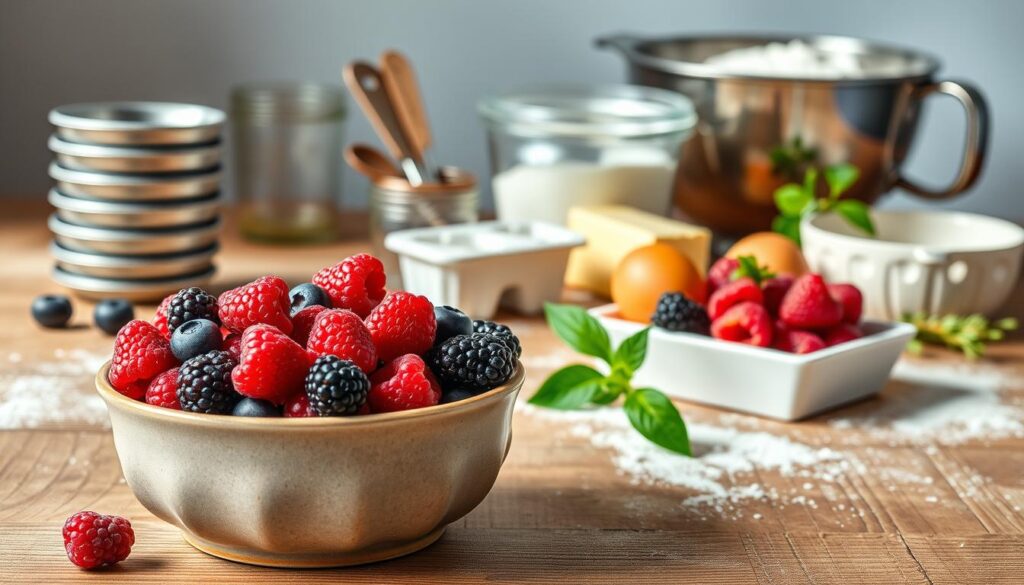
[529,304,691,456]
[772,163,874,246]
[903,312,1019,359]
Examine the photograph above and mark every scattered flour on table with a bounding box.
[0,349,109,429]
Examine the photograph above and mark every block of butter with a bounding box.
[564,205,711,297]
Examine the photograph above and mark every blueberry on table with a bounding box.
[93,298,135,336]
[440,388,476,404]
[289,283,332,316]
[232,397,282,417]
[170,318,223,362]
[31,294,73,328]
[433,305,473,346]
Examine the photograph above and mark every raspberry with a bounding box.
[177,350,240,414]
[166,287,219,333]
[289,304,329,347]
[145,367,180,410]
[428,333,515,391]
[762,275,794,317]
[284,392,317,418]
[305,355,370,416]
[780,274,843,329]
[711,301,773,347]
[223,333,242,360]
[651,292,710,334]
[109,320,178,400]
[708,257,740,295]
[232,324,311,404]
[63,511,134,569]
[218,275,293,335]
[472,320,522,357]
[312,253,386,318]
[824,323,864,346]
[368,354,441,412]
[365,292,436,362]
[708,277,763,320]
[306,309,377,372]
[152,293,174,339]
[828,283,863,325]
[774,329,826,354]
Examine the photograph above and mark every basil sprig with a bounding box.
[529,303,691,456]
[772,163,875,246]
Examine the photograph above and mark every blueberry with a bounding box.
[170,318,223,361]
[289,283,332,315]
[232,397,282,417]
[93,298,135,335]
[433,305,472,346]
[31,294,73,328]
[440,388,476,404]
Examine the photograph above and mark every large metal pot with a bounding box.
[597,33,989,236]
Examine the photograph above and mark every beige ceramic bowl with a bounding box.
[95,362,524,568]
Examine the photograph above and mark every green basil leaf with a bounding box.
[824,163,860,198]
[611,327,649,375]
[834,199,876,236]
[590,380,625,405]
[624,388,691,455]
[528,365,605,410]
[772,215,802,246]
[802,167,818,198]
[544,303,613,363]
[773,184,810,216]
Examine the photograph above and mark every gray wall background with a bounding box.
[1,0,1020,218]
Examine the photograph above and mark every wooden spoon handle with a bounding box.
[379,50,432,156]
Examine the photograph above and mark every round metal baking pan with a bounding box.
[49,135,221,173]
[49,102,225,145]
[50,241,218,279]
[48,214,221,256]
[52,265,216,302]
[49,163,221,201]
[49,189,221,228]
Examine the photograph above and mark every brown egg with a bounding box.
[726,232,809,276]
[611,243,706,323]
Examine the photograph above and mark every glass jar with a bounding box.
[369,169,478,285]
[231,83,345,243]
[478,84,695,225]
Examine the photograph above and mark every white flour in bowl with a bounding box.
[704,39,906,79]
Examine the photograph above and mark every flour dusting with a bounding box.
[0,349,109,429]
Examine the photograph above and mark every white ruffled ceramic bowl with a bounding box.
[801,210,1023,320]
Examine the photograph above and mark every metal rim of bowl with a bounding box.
[49,135,222,173]
[49,162,222,187]
[51,241,218,278]
[49,189,221,227]
[48,214,221,241]
[49,102,226,132]
[95,362,525,429]
[597,32,943,85]
[53,265,216,299]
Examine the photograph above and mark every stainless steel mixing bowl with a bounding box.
[49,135,222,173]
[48,214,221,256]
[49,163,221,201]
[49,190,221,228]
[597,33,989,236]
[49,102,225,145]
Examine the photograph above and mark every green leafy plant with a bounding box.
[770,136,818,179]
[903,312,1019,359]
[772,163,874,246]
[529,303,691,455]
[731,255,775,285]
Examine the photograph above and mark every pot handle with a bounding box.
[894,79,989,200]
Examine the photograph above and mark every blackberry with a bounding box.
[176,350,240,414]
[304,355,369,416]
[472,320,521,358]
[428,332,515,392]
[167,287,219,334]
[651,292,710,334]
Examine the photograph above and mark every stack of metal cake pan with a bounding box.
[47,102,225,301]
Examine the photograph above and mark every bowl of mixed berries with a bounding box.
[94,253,524,567]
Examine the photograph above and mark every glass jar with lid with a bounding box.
[478,84,695,225]
[231,82,346,243]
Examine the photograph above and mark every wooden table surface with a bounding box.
[2,203,1023,584]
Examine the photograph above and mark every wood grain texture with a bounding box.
[1,202,1023,583]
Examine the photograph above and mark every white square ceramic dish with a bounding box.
[590,304,916,421]
[385,221,585,319]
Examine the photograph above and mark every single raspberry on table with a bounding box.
[232,324,311,405]
[284,392,317,417]
[707,257,741,296]
[109,320,178,400]
[145,367,180,410]
[152,293,175,339]
[761,275,794,317]
[779,274,843,329]
[708,277,763,320]
[218,275,293,335]
[364,292,436,362]
[774,329,826,354]
[289,304,329,347]
[368,354,441,412]
[62,511,134,569]
[710,301,773,347]
[828,283,863,325]
[306,309,377,373]
[312,253,387,318]
[824,323,864,346]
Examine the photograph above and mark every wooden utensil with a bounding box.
[379,50,435,177]
[344,143,402,182]
[342,61,427,186]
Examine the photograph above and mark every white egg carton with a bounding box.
[385,221,584,319]
[590,304,916,421]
